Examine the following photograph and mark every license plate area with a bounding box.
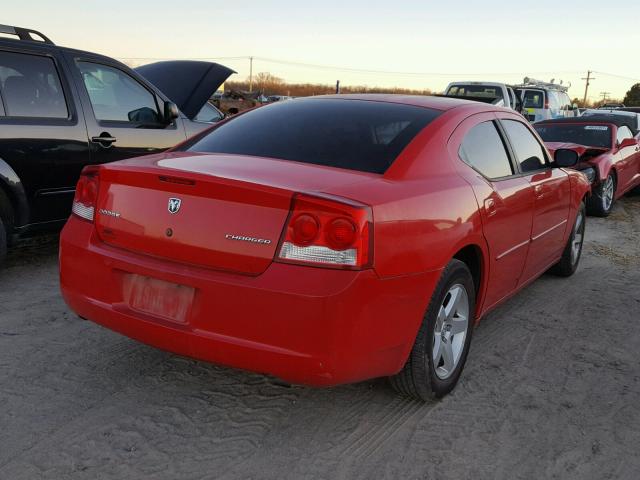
[122,274,195,324]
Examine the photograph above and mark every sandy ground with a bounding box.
[1,195,639,480]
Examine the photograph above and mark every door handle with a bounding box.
[91,132,117,148]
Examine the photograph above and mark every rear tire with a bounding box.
[0,190,12,267]
[587,173,615,217]
[389,259,475,401]
[550,202,586,277]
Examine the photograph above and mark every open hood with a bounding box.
[545,142,609,158]
[136,61,235,120]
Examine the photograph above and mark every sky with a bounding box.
[4,0,640,101]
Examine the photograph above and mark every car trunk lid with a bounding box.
[94,152,377,275]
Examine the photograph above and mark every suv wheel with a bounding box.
[389,259,475,401]
[0,216,6,266]
[587,173,615,217]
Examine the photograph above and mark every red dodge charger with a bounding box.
[60,95,590,400]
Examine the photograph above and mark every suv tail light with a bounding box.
[276,193,373,270]
[71,166,100,222]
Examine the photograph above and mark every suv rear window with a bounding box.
[185,99,440,174]
[0,51,68,118]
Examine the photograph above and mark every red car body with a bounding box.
[60,95,590,387]
[535,118,640,204]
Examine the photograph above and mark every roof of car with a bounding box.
[309,94,498,112]
[535,114,637,132]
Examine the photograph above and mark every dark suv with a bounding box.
[0,25,234,263]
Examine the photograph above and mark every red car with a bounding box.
[60,96,590,400]
[534,115,640,216]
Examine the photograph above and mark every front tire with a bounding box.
[390,259,475,401]
[550,202,586,277]
[587,173,615,217]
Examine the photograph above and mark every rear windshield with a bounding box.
[185,99,441,174]
[517,89,544,109]
[446,85,504,100]
[534,124,612,149]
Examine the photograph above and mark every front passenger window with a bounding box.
[502,120,548,172]
[459,121,513,179]
[77,62,160,124]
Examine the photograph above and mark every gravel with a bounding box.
[1,195,639,480]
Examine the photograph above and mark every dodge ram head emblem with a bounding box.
[168,198,182,214]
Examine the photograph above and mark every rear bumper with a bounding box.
[60,218,441,386]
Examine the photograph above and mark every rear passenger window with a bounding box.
[522,90,543,109]
[0,51,68,118]
[502,120,548,172]
[459,121,513,179]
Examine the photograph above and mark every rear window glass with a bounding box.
[185,99,441,174]
[446,85,503,100]
[534,124,612,149]
[519,89,544,109]
[0,51,68,118]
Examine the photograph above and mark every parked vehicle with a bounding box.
[267,95,293,102]
[534,115,640,216]
[444,81,522,111]
[211,90,262,115]
[514,77,578,122]
[598,103,625,109]
[60,95,590,400]
[0,25,233,263]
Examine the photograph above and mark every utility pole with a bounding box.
[249,56,254,92]
[581,70,594,106]
[600,91,611,102]
[336,80,340,94]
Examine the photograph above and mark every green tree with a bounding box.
[623,83,640,106]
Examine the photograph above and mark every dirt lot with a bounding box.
[1,196,639,480]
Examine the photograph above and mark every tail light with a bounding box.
[71,166,100,222]
[544,94,549,110]
[276,193,373,270]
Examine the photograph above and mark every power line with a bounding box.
[593,71,640,82]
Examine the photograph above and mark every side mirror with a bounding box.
[618,137,639,149]
[163,101,180,124]
[554,149,579,168]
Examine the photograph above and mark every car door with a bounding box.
[0,45,89,224]
[499,117,571,283]
[450,114,535,309]
[614,125,639,192]
[62,53,186,165]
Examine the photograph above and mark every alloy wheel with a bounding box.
[571,208,585,265]
[602,175,615,212]
[433,284,469,380]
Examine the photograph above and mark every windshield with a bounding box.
[446,85,504,99]
[534,124,612,149]
[184,99,441,174]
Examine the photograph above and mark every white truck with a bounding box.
[444,81,522,111]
